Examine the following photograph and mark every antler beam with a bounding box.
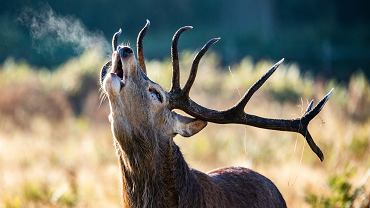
[170,86,332,161]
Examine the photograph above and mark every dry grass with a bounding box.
[0,51,369,207]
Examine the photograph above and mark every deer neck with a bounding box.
[113,127,201,208]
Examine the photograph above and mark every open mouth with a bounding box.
[112,58,124,80]
[100,46,133,91]
[114,46,133,81]
[114,59,125,91]
[113,46,134,90]
[109,53,125,91]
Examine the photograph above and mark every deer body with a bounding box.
[100,21,332,208]
[112,125,285,208]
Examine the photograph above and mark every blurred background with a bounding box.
[0,0,369,207]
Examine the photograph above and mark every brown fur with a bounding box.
[101,46,286,208]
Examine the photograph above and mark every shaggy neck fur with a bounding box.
[108,105,202,207]
[113,130,204,208]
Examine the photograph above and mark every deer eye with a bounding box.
[149,87,163,103]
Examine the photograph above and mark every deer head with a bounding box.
[101,20,333,163]
[101,21,207,146]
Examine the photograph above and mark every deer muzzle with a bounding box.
[118,46,133,58]
[117,46,137,76]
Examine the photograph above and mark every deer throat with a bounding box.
[113,132,180,208]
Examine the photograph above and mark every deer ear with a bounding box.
[172,112,207,137]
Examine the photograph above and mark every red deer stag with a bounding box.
[100,20,332,208]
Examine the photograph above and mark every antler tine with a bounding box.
[233,58,284,112]
[182,38,220,96]
[304,100,315,115]
[297,90,332,161]
[137,19,150,74]
[301,130,324,161]
[171,26,193,92]
[112,28,122,52]
[302,89,333,123]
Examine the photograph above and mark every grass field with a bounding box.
[0,51,369,207]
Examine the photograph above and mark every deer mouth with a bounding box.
[112,59,124,80]
[106,46,134,92]
[110,47,131,90]
[118,46,133,59]
[109,57,124,91]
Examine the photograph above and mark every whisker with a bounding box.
[98,87,107,108]
[99,94,107,108]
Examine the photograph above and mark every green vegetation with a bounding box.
[1,0,370,80]
[305,170,370,208]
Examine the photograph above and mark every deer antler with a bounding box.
[170,26,193,93]
[137,20,150,73]
[112,28,122,52]
[168,26,333,161]
[182,38,220,96]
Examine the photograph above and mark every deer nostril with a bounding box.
[118,46,133,58]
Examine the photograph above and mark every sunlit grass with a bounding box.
[0,51,369,207]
